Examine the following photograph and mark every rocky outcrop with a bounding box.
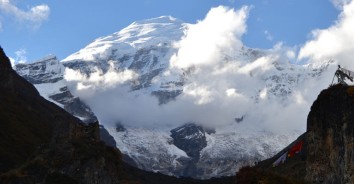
[49,86,98,123]
[14,58,98,124]
[170,123,209,177]
[306,84,354,183]
[0,47,124,183]
[171,123,208,158]
[236,84,354,183]
[14,55,64,84]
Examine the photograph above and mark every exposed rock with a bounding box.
[49,86,98,124]
[14,55,64,84]
[14,59,98,125]
[171,123,207,158]
[151,89,183,104]
[237,84,354,184]
[100,125,117,147]
[115,123,126,132]
[170,123,207,177]
[306,84,354,183]
[0,47,124,183]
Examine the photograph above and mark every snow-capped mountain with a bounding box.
[15,56,97,123]
[62,16,186,104]
[15,16,334,179]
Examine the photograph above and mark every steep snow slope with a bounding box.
[62,16,186,103]
[63,16,185,62]
[15,56,97,123]
[15,55,64,84]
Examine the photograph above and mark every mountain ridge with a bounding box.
[13,16,335,179]
[0,46,125,183]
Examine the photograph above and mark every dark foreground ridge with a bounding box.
[0,46,235,184]
[0,47,122,183]
[236,84,354,184]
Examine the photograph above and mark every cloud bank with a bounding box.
[0,0,50,29]
[9,49,27,67]
[331,0,352,9]
[65,6,259,130]
[170,6,249,69]
[299,0,354,68]
[65,3,351,135]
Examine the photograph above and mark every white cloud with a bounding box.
[10,48,27,66]
[170,6,249,69]
[64,5,334,135]
[8,48,28,67]
[286,50,296,60]
[298,0,354,67]
[331,0,352,9]
[64,63,138,98]
[65,5,259,129]
[0,0,50,29]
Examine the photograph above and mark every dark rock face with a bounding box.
[152,89,183,104]
[306,84,354,183]
[115,123,126,132]
[49,86,98,124]
[170,123,208,177]
[236,85,354,183]
[171,123,207,158]
[0,47,124,183]
[100,125,117,147]
[0,47,48,173]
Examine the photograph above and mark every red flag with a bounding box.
[288,140,304,157]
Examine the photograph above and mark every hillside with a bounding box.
[0,47,125,183]
[236,84,354,183]
[0,46,237,183]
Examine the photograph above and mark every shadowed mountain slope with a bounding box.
[236,84,354,184]
[0,46,235,183]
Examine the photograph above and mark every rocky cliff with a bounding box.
[14,56,98,124]
[236,84,354,184]
[306,84,354,183]
[0,47,124,183]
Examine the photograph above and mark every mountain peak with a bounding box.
[31,54,57,63]
[0,47,12,69]
[62,16,186,62]
[132,16,182,25]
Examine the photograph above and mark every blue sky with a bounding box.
[0,0,340,62]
